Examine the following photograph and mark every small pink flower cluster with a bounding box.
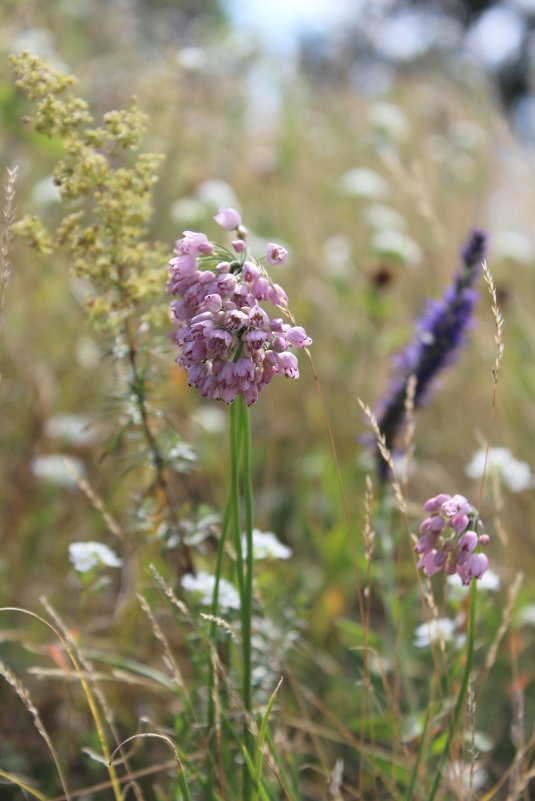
[415,493,490,585]
[167,208,312,405]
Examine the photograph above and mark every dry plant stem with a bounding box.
[360,476,377,796]
[49,759,178,801]
[0,768,50,801]
[109,733,192,801]
[0,164,18,345]
[477,262,504,513]
[0,659,71,801]
[0,606,123,801]
[125,319,194,575]
[40,597,143,801]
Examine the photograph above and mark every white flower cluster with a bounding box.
[466,447,533,493]
[181,571,240,611]
[242,529,292,561]
[69,542,122,573]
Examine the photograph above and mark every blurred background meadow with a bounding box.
[2,0,535,799]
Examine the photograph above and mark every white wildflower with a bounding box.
[176,46,206,71]
[414,617,456,648]
[372,229,422,266]
[445,760,488,793]
[195,179,240,212]
[364,203,406,231]
[448,569,501,600]
[466,447,533,492]
[31,176,62,207]
[339,168,388,199]
[31,454,86,489]
[69,542,122,573]
[242,529,292,561]
[44,414,94,446]
[493,229,533,264]
[323,235,353,279]
[367,102,410,141]
[181,571,240,611]
[192,406,227,434]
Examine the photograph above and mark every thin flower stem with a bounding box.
[426,580,477,801]
[230,402,245,601]
[239,395,255,800]
[207,491,233,801]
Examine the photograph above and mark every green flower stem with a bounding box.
[238,395,254,800]
[426,580,477,801]
[230,401,245,602]
[206,492,233,801]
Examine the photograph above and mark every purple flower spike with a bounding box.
[373,229,487,480]
[214,207,242,231]
[267,243,288,265]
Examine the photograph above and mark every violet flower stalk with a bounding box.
[375,229,487,479]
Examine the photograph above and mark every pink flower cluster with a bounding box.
[166,209,312,405]
[415,493,490,585]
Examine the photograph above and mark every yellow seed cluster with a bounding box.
[10,52,167,331]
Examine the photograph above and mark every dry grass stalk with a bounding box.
[149,563,189,616]
[199,612,238,640]
[137,593,186,691]
[0,164,18,341]
[482,260,504,385]
[357,398,407,515]
[477,260,505,512]
[0,658,71,800]
[484,572,523,673]
[328,758,344,801]
[509,680,526,800]
[63,460,126,545]
[38,597,128,801]
[402,374,417,490]
[467,675,478,799]
[109,732,183,769]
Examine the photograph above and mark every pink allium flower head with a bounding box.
[458,530,478,553]
[417,551,442,576]
[232,239,246,253]
[416,492,490,584]
[214,207,242,231]
[442,494,470,518]
[419,515,445,535]
[465,553,489,582]
[423,493,452,513]
[451,514,469,534]
[267,243,288,265]
[166,213,311,405]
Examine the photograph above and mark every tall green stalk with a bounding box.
[238,395,255,800]
[426,580,477,801]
